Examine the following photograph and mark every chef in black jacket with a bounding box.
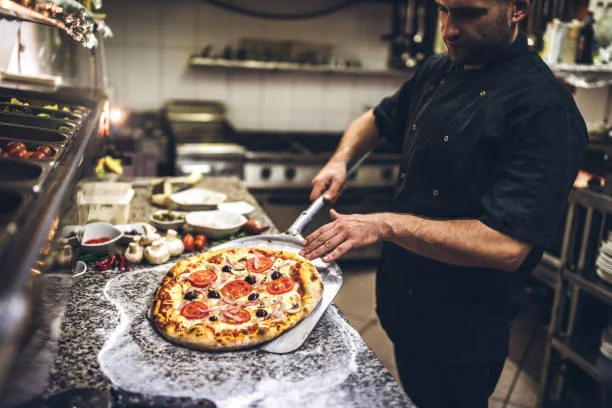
[300,0,588,407]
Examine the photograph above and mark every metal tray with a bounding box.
[0,122,69,143]
[0,188,31,258]
[0,137,63,162]
[0,95,89,116]
[0,187,26,225]
[0,156,51,192]
[0,102,84,122]
[0,112,77,134]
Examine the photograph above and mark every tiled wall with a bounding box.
[1,2,609,132]
[102,0,407,131]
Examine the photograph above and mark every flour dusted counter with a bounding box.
[3,177,414,408]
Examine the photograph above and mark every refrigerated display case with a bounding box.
[0,1,110,403]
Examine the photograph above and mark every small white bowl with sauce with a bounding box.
[81,222,123,253]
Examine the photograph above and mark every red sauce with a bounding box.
[84,237,111,245]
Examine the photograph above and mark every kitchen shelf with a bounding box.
[551,334,612,387]
[532,255,558,289]
[188,55,411,77]
[0,0,97,48]
[563,270,612,307]
[0,0,62,28]
[549,63,612,89]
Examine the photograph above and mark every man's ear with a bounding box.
[510,0,530,24]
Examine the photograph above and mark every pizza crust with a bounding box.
[151,247,324,351]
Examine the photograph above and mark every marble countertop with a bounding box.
[6,177,414,408]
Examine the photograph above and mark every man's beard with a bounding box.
[446,13,514,65]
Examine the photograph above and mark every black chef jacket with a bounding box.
[373,32,588,364]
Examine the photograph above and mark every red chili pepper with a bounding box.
[95,258,112,269]
[124,259,131,272]
[118,254,125,271]
[96,261,112,272]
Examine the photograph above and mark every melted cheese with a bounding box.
[175,250,307,330]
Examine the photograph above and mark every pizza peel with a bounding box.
[147,154,369,353]
[211,154,371,354]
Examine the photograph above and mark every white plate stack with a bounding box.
[595,239,612,285]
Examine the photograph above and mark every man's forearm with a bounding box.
[329,109,382,166]
[380,213,533,272]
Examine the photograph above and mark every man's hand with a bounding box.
[309,161,348,203]
[300,209,385,262]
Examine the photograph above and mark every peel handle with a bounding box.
[286,153,370,236]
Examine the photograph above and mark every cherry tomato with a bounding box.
[181,302,209,319]
[188,270,217,287]
[183,234,195,252]
[35,145,53,157]
[221,309,251,325]
[221,280,252,299]
[9,148,27,159]
[28,151,46,159]
[267,277,295,295]
[246,256,274,273]
[7,141,26,151]
[194,234,207,250]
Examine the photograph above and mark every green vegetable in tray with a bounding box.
[9,97,26,106]
[37,113,51,118]
[43,104,59,111]
[58,125,72,132]
[153,211,185,222]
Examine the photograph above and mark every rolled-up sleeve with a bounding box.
[479,106,588,248]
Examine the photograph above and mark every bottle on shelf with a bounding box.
[576,12,596,64]
[594,2,612,48]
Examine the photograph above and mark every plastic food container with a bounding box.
[77,182,135,224]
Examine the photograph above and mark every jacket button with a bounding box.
[480,90,487,96]
[411,123,417,131]
[440,79,445,85]
[399,172,406,180]
[443,135,449,142]
[432,189,439,196]
[407,288,414,296]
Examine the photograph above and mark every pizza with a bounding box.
[151,246,324,351]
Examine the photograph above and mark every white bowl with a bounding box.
[169,188,227,211]
[217,201,255,216]
[149,210,186,231]
[81,222,123,253]
[185,210,247,239]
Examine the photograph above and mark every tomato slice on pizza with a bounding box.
[188,270,217,287]
[152,247,324,351]
[246,255,273,273]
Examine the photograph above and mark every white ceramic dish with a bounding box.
[597,268,612,285]
[169,188,227,211]
[217,201,255,216]
[81,222,123,253]
[601,241,612,257]
[185,210,247,239]
[149,210,186,231]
